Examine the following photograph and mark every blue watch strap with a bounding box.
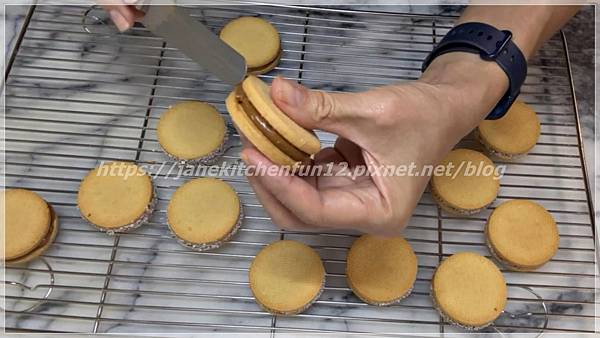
[421,22,527,120]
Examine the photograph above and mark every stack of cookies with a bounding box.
[220,17,282,75]
[6,13,560,334]
[425,100,557,330]
[2,189,59,265]
[64,16,292,262]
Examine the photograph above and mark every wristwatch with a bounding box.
[421,22,527,120]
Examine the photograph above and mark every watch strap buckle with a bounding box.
[421,22,527,120]
[482,30,512,60]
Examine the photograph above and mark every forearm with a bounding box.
[418,5,580,137]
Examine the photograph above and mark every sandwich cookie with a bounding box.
[346,234,418,306]
[2,189,59,265]
[78,162,156,234]
[249,240,325,315]
[477,100,540,159]
[167,177,242,251]
[431,148,499,215]
[220,16,281,75]
[226,75,321,166]
[157,101,228,165]
[486,199,559,271]
[431,252,507,330]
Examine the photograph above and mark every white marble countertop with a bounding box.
[2,4,596,335]
[4,4,594,178]
[4,5,29,60]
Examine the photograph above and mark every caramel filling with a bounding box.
[235,86,309,162]
[247,49,282,75]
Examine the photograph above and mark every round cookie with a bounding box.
[78,162,155,233]
[477,101,540,159]
[157,101,227,164]
[226,90,296,166]
[346,234,418,305]
[225,76,321,166]
[432,252,507,330]
[431,148,499,215]
[2,189,56,264]
[486,199,559,271]
[8,206,59,265]
[167,177,242,251]
[220,16,281,75]
[243,76,320,155]
[249,240,325,315]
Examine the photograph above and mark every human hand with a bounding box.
[99,2,145,32]
[241,52,508,235]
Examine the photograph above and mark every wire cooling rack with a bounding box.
[2,4,596,335]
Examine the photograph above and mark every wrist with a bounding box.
[418,52,508,133]
[456,6,555,60]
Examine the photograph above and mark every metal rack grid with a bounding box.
[2,4,596,335]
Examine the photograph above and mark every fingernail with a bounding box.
[276,77,305,107]
[109,9,131,32]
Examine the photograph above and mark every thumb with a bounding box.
[270,76,370,138]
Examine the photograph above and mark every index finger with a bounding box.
[241,147,382,229]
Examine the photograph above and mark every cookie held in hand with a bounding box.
[226,76,320,166]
